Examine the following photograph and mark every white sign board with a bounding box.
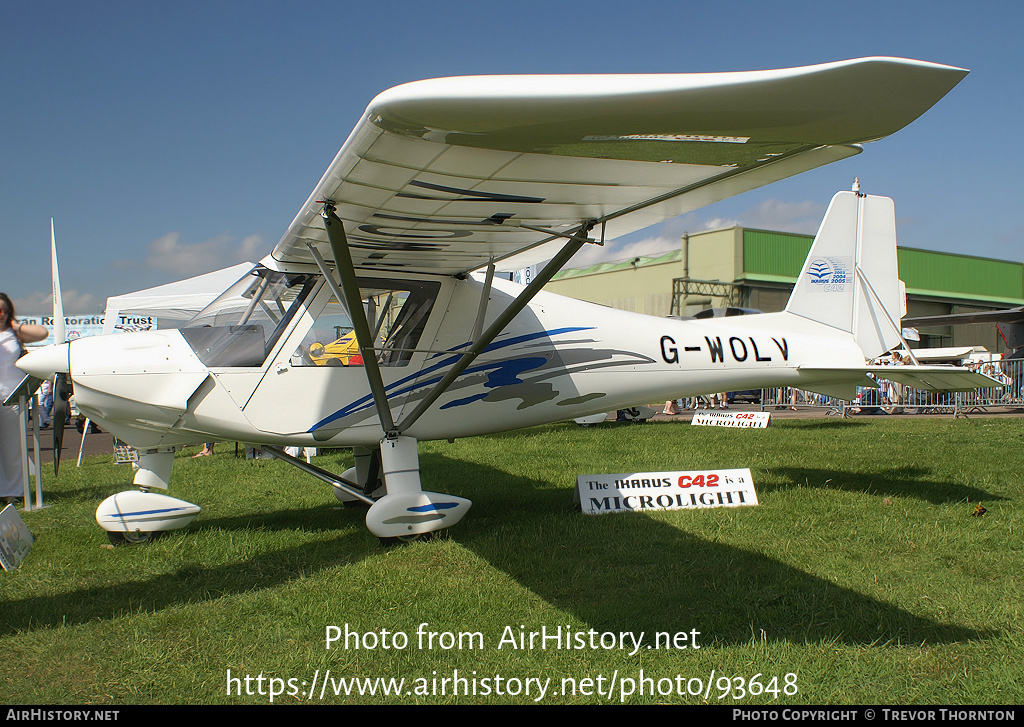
[576,468,758,515]
[0,504,34,570]
[691,410,771,428]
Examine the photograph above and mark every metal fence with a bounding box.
[758,358,1024,416]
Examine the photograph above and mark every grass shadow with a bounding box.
[765,465,1010,503]
[426,454,996,648]
[3,443,1000,649]
[0,529,373,637]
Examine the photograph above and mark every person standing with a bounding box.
[39,378,52,428]
[0,294,48,503]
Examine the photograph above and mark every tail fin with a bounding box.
[785,190,906,359]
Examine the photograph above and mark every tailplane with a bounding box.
[786,188,1000,396]
[785,188,906,359]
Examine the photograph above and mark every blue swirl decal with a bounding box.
[407,502,461,513]
[310,327,592,431]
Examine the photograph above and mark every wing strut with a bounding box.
[320,203,399,435]
[319,203,594,438]
[395,220,593,433]
[470,258,495,343]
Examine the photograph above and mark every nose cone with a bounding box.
[17,342,70,378]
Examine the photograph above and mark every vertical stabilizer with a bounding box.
[785,190,904,359]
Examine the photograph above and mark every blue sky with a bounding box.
[4,0,1023,315]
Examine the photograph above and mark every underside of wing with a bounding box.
[271,57,967,275]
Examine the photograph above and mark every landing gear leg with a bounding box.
[133,449,175,490]
[336,446,383,505]
[365,436,471,543]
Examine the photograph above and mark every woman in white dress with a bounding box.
[0,294,48,503]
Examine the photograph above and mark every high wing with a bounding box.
[271,57,967,275]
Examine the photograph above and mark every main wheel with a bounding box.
[378,531,434,547]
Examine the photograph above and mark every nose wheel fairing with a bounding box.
[95,490,201,541]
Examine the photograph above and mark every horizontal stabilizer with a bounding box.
[868,365,1001,393]
[792,368,875,401]
[798,365,1000,394]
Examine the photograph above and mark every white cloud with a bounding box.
[135,232,266,275]
[568,234,681,268]
[13,289,97,316]
[738,199,824,234]
[703,217,741,230]
[562,197,825,269]
[15,230,264,315]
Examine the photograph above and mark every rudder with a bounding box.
[785,189,905,359]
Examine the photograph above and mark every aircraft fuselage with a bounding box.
[63,263,863,451]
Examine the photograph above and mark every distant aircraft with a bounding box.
[903,308,1024,360]
[18,58,996,544]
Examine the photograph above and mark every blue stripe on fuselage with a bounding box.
[310,327,592,431]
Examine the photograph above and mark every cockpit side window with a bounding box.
[289,278,439,368]
[291,296,357,367]
[377,282,436,367]
[181,267,316,367]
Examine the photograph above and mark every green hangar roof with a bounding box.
[741,229,1024,305]
[550,226,1023,308]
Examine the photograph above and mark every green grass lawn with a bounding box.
[2,417,1021,704]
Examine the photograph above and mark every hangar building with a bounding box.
[544,226,1024,354]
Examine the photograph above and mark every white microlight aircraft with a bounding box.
[19,57,996,544]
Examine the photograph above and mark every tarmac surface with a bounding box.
[27,401,1022,470]
[28,421,165,466]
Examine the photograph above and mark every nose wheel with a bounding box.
[107,530,165,546]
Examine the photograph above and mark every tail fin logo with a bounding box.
[806,257,849,291]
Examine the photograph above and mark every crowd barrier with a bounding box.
[758,358,1024,416]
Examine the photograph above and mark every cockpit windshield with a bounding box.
[181,266,316,367]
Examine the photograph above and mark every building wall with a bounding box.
[546,225,1024,354]
[545,256,683,315]
[685,228,743,287]
[899,248,1024,305]
[745,284,792,313]
[546,228,742,317]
